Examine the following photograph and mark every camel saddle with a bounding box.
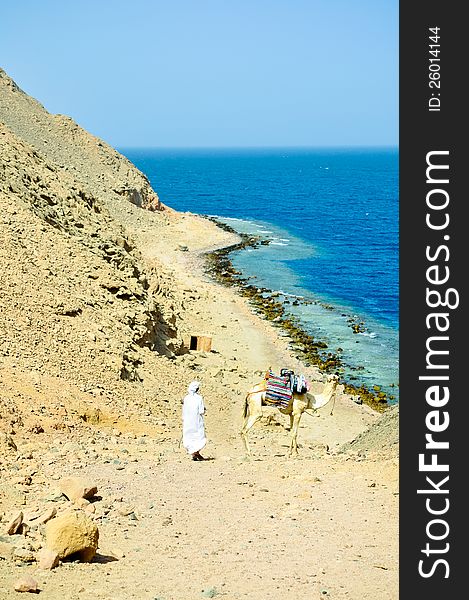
[264,371,292,408]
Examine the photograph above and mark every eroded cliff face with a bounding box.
[0,68,162,213]
[0,69,181,392]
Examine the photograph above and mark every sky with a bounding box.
[0,0,398,148]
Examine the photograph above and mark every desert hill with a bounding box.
[0,66,240,434]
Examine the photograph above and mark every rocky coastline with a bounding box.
[203,216,392,412]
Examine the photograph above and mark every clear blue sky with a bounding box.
[1,0,398,148]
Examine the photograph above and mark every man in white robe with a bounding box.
[182,381,207,461]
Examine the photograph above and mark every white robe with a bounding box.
[182,392,206,454]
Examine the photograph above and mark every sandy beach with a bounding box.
[0,67,398,599]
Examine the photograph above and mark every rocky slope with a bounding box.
[0,66,233,494]
[340,404,399,458]
[0,68,161,213]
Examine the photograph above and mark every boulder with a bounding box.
[14,575,38,593]
[6,511,23,535]
[117,504,135,517]
[58,477,97,501]
[36,547,60,570]
[44,510,99,562]
[74,497,90,509]
[36,507,57,525]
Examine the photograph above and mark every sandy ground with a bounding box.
[0,211,398,600]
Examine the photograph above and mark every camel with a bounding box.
[240,373,339,456]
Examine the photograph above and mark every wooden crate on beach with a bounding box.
[188,335,212,352]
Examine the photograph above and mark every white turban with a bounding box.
[188,381,200,394]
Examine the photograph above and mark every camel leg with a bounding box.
[289,411,303,457]
[240,413,262,455]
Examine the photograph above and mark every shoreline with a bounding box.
[202,215,392,412]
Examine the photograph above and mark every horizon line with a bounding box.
[117,144,399,151]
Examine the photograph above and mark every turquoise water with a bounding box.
[121,148,399,400]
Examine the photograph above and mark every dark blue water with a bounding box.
[121,148,399,400]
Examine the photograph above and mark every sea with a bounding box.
[121,148,399,402]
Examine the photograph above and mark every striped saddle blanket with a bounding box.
[264,372,292,409]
